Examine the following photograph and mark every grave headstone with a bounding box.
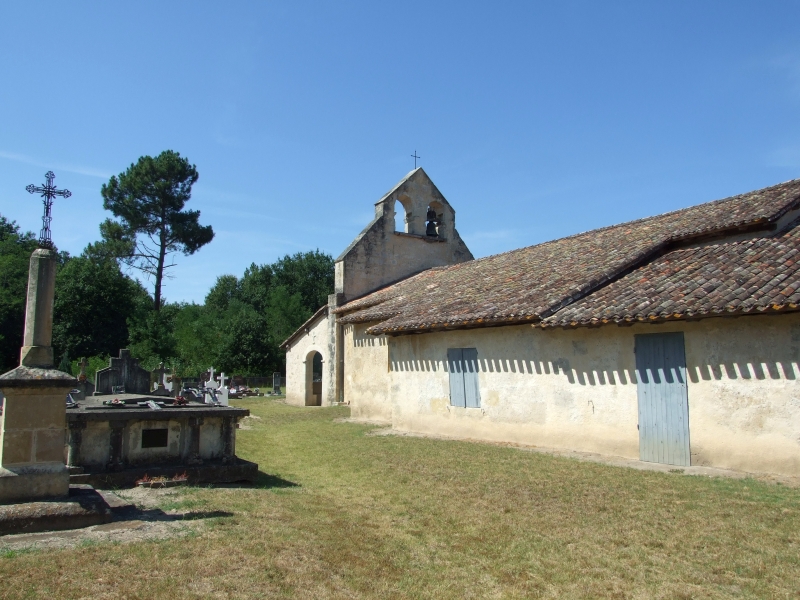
[94,349,150,395]
[151,362,173,397]
[73,357,95,400]
[205,367,218,390]
[273,372,282,394]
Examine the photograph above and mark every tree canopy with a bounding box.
[0,216,38,371]
[100,150,214,311]
[52,255,149,361]
[0,203,333,379]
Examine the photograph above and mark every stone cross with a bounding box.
[26,171,71,249]
[153,362,167,391]
[205,367,218,390]
[78,357,88,382]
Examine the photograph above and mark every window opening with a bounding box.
[141,428,169,448]
[447,348,481,408]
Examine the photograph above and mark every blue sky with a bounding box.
[1,2,799,304]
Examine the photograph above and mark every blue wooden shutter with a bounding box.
[462,348,481,408]
[447,348,466,407]
[635,333,690,466]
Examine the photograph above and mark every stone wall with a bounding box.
[343,314,800,477]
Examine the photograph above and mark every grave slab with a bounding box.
[0,485,122,535]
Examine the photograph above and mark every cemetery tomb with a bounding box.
[66,358,257,487]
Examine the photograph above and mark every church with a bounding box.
[281,168,800,477]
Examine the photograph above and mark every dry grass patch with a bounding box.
[0,398,798,599]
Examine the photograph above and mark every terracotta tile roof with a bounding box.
[334,178,800,335]
[540,221,800,328]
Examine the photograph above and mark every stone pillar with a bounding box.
[19,249,57,368]
[67,420,87,467]
[187,417,203,465]
[0,247,76,503]
[107,421,126,472]
[221,417,234,464]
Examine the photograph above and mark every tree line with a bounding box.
[0,150,333,380]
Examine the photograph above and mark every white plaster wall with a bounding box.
[681,314,800,475]
[343,322,391,422]
[388,325,638,460]
[285,312,334,407]
[385,315,800,476]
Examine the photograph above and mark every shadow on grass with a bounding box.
[175,510,234,521]
[198,472,300,491]
[114,506,235,523]
[254,472,300,489]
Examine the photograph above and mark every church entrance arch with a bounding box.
[305,350,323,406]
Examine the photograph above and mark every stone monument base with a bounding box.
[19,345,54,369]
[70,458,259,489]
[0,484,128,535]
[0,465,70,504]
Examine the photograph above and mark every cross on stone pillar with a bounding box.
[0,175,76,502]
[26,171,71,249]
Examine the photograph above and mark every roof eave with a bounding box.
[280,305,329,350]
[538,302,800,330]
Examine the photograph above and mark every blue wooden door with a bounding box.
[635,333,690,466]
[448,348,481,408]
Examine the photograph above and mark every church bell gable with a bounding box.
[334,168,473,303]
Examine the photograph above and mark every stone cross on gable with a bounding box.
[26,171,71,249]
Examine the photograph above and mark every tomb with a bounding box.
[68,362,254,487]
[66,393,256,488]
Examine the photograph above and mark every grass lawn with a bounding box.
[1,398,799,599]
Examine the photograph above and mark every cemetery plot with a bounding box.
[1,398,798,599]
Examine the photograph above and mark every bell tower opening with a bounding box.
[426,201,444,238]
[395,199,409,233]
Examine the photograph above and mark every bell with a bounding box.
[426,220,438,237]
[426,208,437,221]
